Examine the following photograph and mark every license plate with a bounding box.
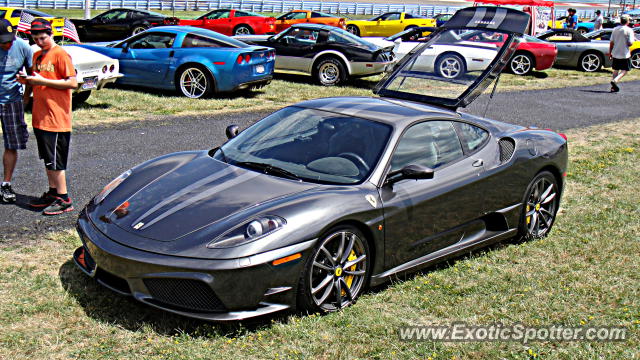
[82,76,98,90]
[255,65,265,74]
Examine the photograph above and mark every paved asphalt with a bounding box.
[1,80,638,240]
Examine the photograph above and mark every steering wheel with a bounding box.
[337,152,370,174]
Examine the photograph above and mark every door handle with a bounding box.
[472,159,484,167]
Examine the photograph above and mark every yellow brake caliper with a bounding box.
[526,205,531,224]
[342,250,357,295]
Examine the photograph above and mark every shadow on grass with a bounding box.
[58,259,291,338]
[110,84,265,101]
[273,73,380,90]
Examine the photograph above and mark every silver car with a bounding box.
[536,28,612,72]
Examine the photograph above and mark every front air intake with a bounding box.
[498,138,516,163]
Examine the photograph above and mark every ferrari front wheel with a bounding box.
[298,226,370,313]
[517,171,559,241]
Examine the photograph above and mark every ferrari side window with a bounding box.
[456,122,489,153]
[390,121,463,172]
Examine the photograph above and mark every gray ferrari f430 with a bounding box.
[74,7,568,321]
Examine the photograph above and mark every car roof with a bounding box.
[295,97,459,126]
[290,23,335,30]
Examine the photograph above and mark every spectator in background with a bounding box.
[594,10,604,31]
[609,15,634,92]
[565,8,578,30]
[17,18,78,215]
[0,19,32,203]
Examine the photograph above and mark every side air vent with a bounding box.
[498,138,516,163]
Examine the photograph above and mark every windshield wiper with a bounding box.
[235,161,302,181]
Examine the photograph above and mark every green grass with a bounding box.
[0,119,638,359]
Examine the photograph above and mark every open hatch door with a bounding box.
[374,6,530,110]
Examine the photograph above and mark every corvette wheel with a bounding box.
[299,226,370,313]
[518,171,559,241]
[346,25,360,36]
[177,65,213,98]
[233,25,253,35]
[578,52,602,72]
[435,53,466,79]
[510,53,534,75]
[576,27,588,35]
[630,51,640,69]
[314,58,346,86]
[131,25,148,36]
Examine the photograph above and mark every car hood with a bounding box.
[97,153,318,242]
[373,6,530,110]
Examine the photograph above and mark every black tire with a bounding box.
[130,24,149,37]
[516,171,560,242]
[509,52,535,75]
[630,50,640,69]
[175,64,214,98]
[578,52,602,72]
[576,27,589,35]
[72,91,91,107]
[297,225,371,313]
[435,53,466,79]
[233,24,253,35]
[346,24,360,36]
[313,57,346,86]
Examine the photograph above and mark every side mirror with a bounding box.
[121,42,129,53]
[225,124,239,139]
[385,164,434,185]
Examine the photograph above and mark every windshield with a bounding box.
[377,28,508,101]
[214,106,392,184]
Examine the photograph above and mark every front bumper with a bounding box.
[74,209,315,321]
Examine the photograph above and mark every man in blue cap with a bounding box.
[0,18,33,203]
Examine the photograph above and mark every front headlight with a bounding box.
[94,169,132,204]
[207,215,286,249]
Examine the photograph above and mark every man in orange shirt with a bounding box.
[18,18,77,215]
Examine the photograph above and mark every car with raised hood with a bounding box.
[74,7,568,321]
[274,10,346,33]
[235,23,394,86]
[74,26,274,98]
[346,12,436,37]
[367,26,557,76]
[536,28,612,72]
[71,8,168,42]
[164,9,277,36]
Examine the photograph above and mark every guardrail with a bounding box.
[1,0,463,16]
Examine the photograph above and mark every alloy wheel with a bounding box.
[439,57,462,78]
[631,52,640,69]
[510,54,532,75]
[234,26,252,35]
[319,62,340,85]
[581,54,601,72]
[132,26,147,35]
[179,68,208,98]
[524,176,558,238]
[309,230,368,311]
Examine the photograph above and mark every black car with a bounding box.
[234,24,395,86]
[74,7,568,321]
[71,8,168,42]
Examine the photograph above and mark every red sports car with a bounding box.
[274,10,346,33]
[166,9,276,35]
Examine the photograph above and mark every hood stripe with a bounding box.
[130,166,238,228]
[487,8,508,29]
[137,171,260,230]
[466,8,487,28]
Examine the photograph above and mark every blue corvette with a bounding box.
[73,26,275,98]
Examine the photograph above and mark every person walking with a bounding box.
[18,18,77,215]
[593,10,604,31]
[0,19,32,203]
[609,15,634,93]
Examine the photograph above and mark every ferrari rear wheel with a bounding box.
[298,226,370,313]
[435,53,466,79]
[517,171,559,241]
[346,25,360,36]
[630,50,640,69]
[313,57,346,86]
[510,52,534,75]
[233,25,253,35]
[177,65,214,99]
[578,52,602,72]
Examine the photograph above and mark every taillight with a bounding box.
[544,128,567,141]
[102,65,107,73]
[109,64,115,72]
[237,54,244,64]
[244,54,251,63]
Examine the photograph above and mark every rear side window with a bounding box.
[182,34,227,48]
[456,122,489,153]
[390,121,464,172]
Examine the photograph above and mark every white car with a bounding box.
[366,28,499,79]
[30,43,122,104]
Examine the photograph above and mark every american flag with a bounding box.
[16,11,34,33]
[63,18,80,43]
